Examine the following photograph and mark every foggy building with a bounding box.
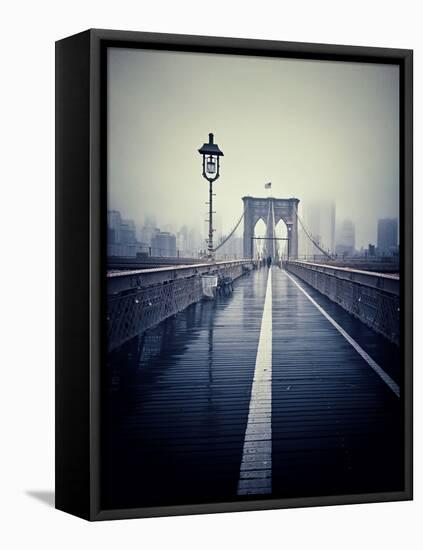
[335,218,356,256]
[176,226,188,257]
[216,235,243,260]
[151,231,177,257]
[188,227,203,258]
[327,202,336,254]
[176,225,203,258]
[140,219,160,248]
[377,218,398,256]
[107,210,147,257]
[107,210,122,244]
[301,200,336,256]
[120,219,137,244]
[231,236,244,259]
[162,223,177,235]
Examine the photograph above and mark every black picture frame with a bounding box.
[55,28,413,521]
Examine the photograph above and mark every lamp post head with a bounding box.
[198,133,224,157]
[198,132,224,183]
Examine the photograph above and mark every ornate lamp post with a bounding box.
[198,133,224,259]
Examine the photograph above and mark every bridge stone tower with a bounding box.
[242,196,300,259]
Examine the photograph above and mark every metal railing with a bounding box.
[284,260,400,345]
[107,259,255,351]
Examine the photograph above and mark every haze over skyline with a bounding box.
[107,47,399,250]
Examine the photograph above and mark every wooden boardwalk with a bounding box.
[103,266,403,510]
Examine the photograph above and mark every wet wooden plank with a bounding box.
[103,266,403,509]
[271,269,403,498]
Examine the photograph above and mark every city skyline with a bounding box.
[107,48,399,250]
[108,206,399,259]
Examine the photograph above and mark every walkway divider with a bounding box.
[237,268,273,496]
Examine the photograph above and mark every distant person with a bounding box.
[267,256,272,268]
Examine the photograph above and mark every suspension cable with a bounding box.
[212,206,333,259]
[296,211,333,259]
[213,211,245,252]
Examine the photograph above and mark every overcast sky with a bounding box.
[107,47,399,249]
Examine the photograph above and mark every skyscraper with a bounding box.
[107,210,122,244]
[151,231,177,257]
[336,218,356,256]
[140,217,159,248]
[120,219,137,244]
[107,210,147,257]
[377,218,398,256]
[301,200,336,256]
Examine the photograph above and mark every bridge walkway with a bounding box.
[103,266,403,510]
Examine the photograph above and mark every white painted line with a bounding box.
[237,268,273,496]
[283,270,400,398]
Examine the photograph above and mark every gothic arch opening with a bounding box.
[274,219,288,260]
[253,218,266,260]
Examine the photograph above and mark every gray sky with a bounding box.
[107,47,399,249]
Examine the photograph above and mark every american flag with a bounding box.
[265,182,272,189]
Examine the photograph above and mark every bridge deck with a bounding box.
[103,267,403,510]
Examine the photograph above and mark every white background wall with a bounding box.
[0,1,420,548]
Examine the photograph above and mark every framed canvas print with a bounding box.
[55,29,413,520]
